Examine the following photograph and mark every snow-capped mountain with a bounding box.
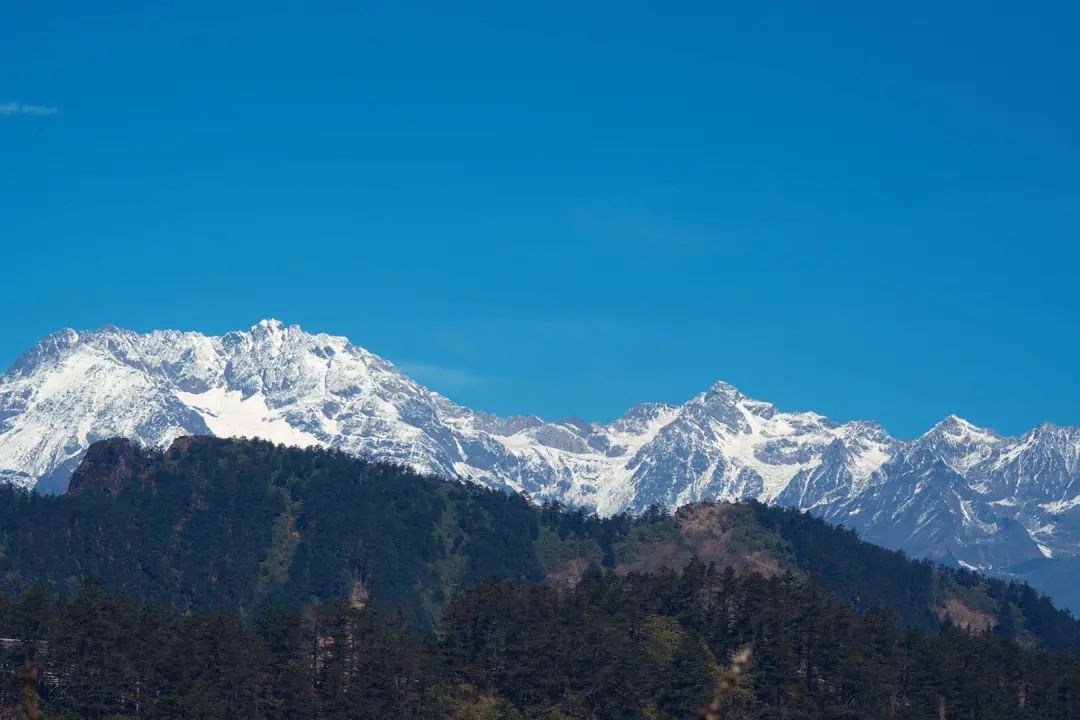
[3,320,1080,608]
[0,320,897,510]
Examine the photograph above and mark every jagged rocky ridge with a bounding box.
[2,320,1080,604]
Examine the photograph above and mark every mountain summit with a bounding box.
[2,320,1080,607]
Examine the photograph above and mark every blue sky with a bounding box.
[1,2,1077,438]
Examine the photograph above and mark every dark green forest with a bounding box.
[3,567,1080,719]
[1,437,1079,718]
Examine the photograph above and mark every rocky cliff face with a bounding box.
[66,437,151,497]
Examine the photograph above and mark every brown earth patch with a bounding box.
[66,438,151,497]
[617,503,786,578]
[674,502,739,534]
[937,596,996,633]
[616,538,686,576]
[167,436,194,456]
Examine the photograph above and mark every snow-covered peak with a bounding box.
[5,320,1080,606]
[1027,422,1080,444]
[925,414,998,440]
[841,419,892,442]
[8,327,81,376]
[608,402,678,434]
[705,379,741,396]
[253,317,287,332]
[911,414,1003,474]
[2,324,889,510]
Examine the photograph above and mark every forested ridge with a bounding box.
[3,567,1080,719]
[1,437,1079,718]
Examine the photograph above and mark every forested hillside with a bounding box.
[2,569,1080,719]
[2,437,1080,717]
[1,436,1077,652]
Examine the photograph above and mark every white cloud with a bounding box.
[0,102,60,117]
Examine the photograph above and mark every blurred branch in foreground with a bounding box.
[699,645,752,720]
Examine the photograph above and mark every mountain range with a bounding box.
[6,435,1080,718]
[2,319,1079,609]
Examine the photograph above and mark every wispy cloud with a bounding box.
[0,102,60,117]
[397,361,487,391]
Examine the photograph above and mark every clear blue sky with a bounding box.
[1,2,1077,438]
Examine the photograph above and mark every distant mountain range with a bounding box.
[3,319,1079,609]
